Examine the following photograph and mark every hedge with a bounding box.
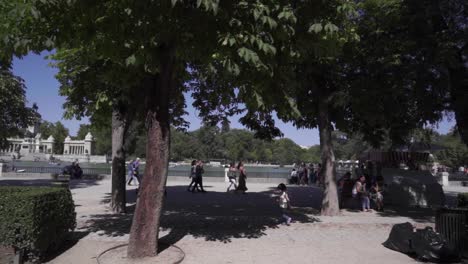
[458,193,468,208]
[0,186,76,262]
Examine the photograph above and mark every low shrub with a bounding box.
[0,186,76,263]
[458,193,468,207]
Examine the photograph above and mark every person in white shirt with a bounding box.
[226,162,238,192]
[352,175,370,212]
[277,183,292,225]
[290,169,298,184]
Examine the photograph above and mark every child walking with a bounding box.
[277,183,292,225]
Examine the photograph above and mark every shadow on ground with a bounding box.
[375,207,436,223]
[84,185,322,244]
[78,182,456,249]
[43,231,90,263]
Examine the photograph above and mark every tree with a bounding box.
[257,0,361,216]
[76,124,91,140]
[52,48,144,214]
[431,129,468,168]
[272,138,304,165]
[0,68,36,148]
[39,121,69,154]
[302,145,321,163]
[346,0,467,147]
[1,0,297,258]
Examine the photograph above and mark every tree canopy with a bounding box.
[38,121,69,154]
[0,69,37,148]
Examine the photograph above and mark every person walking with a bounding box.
[191,160,206,193]
[277,183,292,225]
[299,162,308,185]
[227,162,238,192]
[128,158,141,188]
[308,163,315,185]
[316,163,322,186]
[236,161,248,194]
[187,160,199,192]
[370,182,384,211]
[290,168,298,184]
[127,159,135,185]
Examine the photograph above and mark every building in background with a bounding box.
[63,132,94,155]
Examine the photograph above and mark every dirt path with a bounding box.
[33,179,458,264]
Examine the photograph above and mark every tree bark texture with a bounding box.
[449,49,468,146]
[318,99,340,216]
[127,44,175,258]
[111,108,128,213]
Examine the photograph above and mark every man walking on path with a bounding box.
[226,162,238,192]
[127,158,141,186]
[191,160,206,192]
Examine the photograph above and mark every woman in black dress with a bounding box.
[236,161,248,194]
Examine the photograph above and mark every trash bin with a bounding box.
[436,208,468,257]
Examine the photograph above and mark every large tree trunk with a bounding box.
[449,48,468,146]
[111,109,128,213]
[127,44,175,258]
[318,99,340,216]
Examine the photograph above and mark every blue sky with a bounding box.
[11,52,455,146]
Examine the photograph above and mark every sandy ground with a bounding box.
[2,177,467,264]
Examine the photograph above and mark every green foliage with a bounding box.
[434,131,468,168]
[76,124,91,140]
[332,131,372,160]
[39,121,69,154]
[302,145,321,163]
[0,69,36,148]
[169,126,314,165]
[0,186,76,262]
[458,193,468,208]
[75,123,112,155]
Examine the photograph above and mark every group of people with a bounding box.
[338,172,385,212]
[290,163,322,186]
[187,160,207,192]
[62,160,83,179]
[225,161,248,194]
[186,160,249,194]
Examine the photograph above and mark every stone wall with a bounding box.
[52,155,107,163]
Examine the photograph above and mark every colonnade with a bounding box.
[68,145,87,155]
[1,143,20,153]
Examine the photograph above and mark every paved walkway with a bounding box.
[2,177,467,263]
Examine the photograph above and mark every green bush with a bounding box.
[458,193,468,207]
[0,186,76,262]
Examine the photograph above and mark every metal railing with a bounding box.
[4,165,111,176]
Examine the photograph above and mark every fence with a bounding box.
[167,166,289,179]
[3,165,111,176]
[1,164,291,179]
[1,164,356,180]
